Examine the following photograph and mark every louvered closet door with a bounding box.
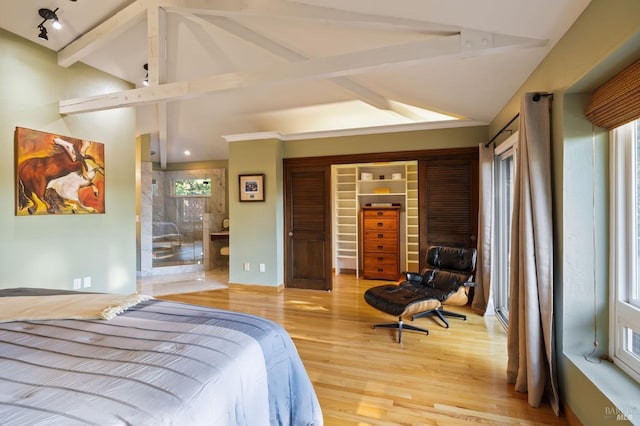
[419,156,478,264]
[284,165,332,290]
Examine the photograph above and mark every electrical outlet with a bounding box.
[243,262,250,271]
[73,278,81,290]
[259,264,265,272]
[83,276,91,288]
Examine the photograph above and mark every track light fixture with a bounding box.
[143,64,149,86]
[38,24,48,40]
[37,8,61,41]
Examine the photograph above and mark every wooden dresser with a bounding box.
[361,206,400,280]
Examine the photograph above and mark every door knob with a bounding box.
[288,231,293,237]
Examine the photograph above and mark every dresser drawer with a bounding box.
[362,208,398,219]
[363,217,398,230]
[363,253,398,267]
[363,270,399,281]
[363,236,398,253]
[363,255,400,280]
[363,265,400,281]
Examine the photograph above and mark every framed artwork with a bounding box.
[15,127,105,215]
[239,174,265,202]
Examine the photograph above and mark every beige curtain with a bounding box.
[506,93,559,415]
[471,143,494,313]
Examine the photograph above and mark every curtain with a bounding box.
[506,93,559,415]
[471,142,494,314]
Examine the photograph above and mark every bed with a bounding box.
[0,288,323,425]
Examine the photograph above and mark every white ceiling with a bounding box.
[1,0,591,165]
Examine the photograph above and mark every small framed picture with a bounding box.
[239,174,265,202]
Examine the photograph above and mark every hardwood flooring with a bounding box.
[160,273,570,426]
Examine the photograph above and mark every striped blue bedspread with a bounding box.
[0,289,323,426]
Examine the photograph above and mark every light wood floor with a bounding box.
[160,273,570,426]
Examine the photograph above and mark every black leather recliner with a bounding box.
[409,245,477,328]
[364,246,477,342]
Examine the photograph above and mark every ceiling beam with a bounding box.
[146,3,171,169]
[157,103,168,169]
[190,14,408,116]
[146,4,162,86]
[165,3,459,35]
[59,31,545,115]
[57,1,147,67]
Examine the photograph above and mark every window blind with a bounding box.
[585,58,640,130]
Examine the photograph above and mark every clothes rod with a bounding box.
[483,92,553,148]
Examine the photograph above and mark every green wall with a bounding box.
[488,0,640,423]
[0,29,137,294]
[283,125,483,158]
[228,136,284,286]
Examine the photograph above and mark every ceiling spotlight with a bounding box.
[39,8,60,28]
[37,24,48,40]
[37,8,61,40]
[143,63,149,86]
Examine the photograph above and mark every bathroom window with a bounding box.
[175,178,211,197]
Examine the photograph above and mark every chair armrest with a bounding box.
[401,271,423,284]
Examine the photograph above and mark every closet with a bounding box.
[332,161,418,278]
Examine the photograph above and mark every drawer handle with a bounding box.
[377,245,384,250]
[377,222,383,227]
[377,234,384,238]
[377,257,383,261]
[377,268,384,272]
[377,211,383,216]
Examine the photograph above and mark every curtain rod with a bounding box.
[483,92,553,148]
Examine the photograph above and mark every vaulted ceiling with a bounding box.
[1,1,591,165]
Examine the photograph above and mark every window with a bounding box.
[493,133,517,328]
[174,178,211,197]
[611,119,640,383]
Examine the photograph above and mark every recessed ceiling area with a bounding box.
[252,100,460,134]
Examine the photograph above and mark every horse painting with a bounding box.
[15,127,105,215]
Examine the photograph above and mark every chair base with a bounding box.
[412,308,467,328]
[373,317,429,343]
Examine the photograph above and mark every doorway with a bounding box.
[332,160,419,278]
[138,165,226,278]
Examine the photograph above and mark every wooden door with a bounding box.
[284,165,332,290]
[418,155,478,265]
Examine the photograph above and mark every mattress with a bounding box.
[0,288,323,425]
